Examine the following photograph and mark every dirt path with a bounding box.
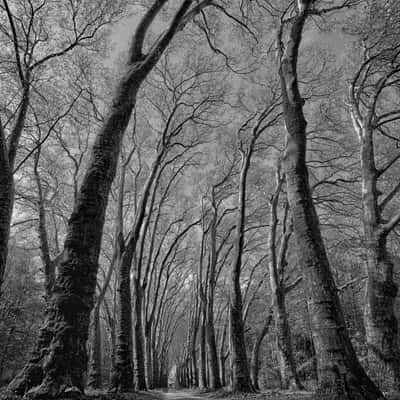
[160,390,205,400]
[158,389,315,400]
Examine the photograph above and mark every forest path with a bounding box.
[160,390,204,400]
[158,389,315,400]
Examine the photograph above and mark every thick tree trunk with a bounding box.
[8,72,140,398]
[8,3,196,397]
[364,247,400,390]
[110,251,135,391]
[87,304,102,389]
[279,3,384,399]
[358,126,400,391]
[133,279,147,390]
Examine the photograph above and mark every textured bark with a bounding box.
[199,305,208,389]
[218,322,228,387]
[9,69,139,397]
[0,128,13,297]
[34,149,56,299]
[268,180,302,390]
[279,2,384,399]
[133,279,147,390]
[229,145,256,393]
[144,322,154,389]
[250,309,272,391]
[8,3,196,397]
[87,304,102,389]
[359,126,400,390]
[0,82,29,296]
[205,192,222,389]
[110,250,135,391]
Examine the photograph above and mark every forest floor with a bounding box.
[1,388,400,400]
[161,389,314,400]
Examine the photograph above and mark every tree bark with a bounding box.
[268,177,302,390]
[205,190,222,389]
[279,2,384,398]
[250,309,272,391]
[110,249,135,391]
[8,2,195,397]
[199,304,208,389]
[218,321,228,387]
[0,83,30,296]
[133,278,147,390]
[229,148,255,393]
[360,126,400,390]
[144,321,154,389]
[87,304,102,389]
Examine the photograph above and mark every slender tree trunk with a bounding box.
[274,294,301,390]
[279,3,384,398]
[152,335,159,387]
[33,149,56,299]
[133,279,147,390]
[205,194,222,389]
[218,323,227,387]
[229,150,254,392]
[199,305,208,389]
[268,180,302,390]
[250,310,272,391]
[0,83,30,296]
[144,322,154,389]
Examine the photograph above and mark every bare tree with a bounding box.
[277,0,383,397]
[348,1,400,390]
[8,1,212,397]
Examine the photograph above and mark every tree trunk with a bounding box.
[250,310,272,391]
[279,3,384,399]
[145,322,154,389]
[0,157,13,297]
[274,293,301,390]
[357,125,400,391]
[0,83,30,296]
[199,305,208,389]
[268,180,302,391]
[152,337,159,387]
[8,3,198,397]
[133,279,147,390]
[110,250,134,391]
[8,70,140,397]
[218,324,227,387]
[229,150,255,393]
[87,304,102,389]
[205,195,222,389]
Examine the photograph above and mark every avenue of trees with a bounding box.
[1,1,400,400]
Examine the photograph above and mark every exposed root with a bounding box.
[7,364,43,396]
